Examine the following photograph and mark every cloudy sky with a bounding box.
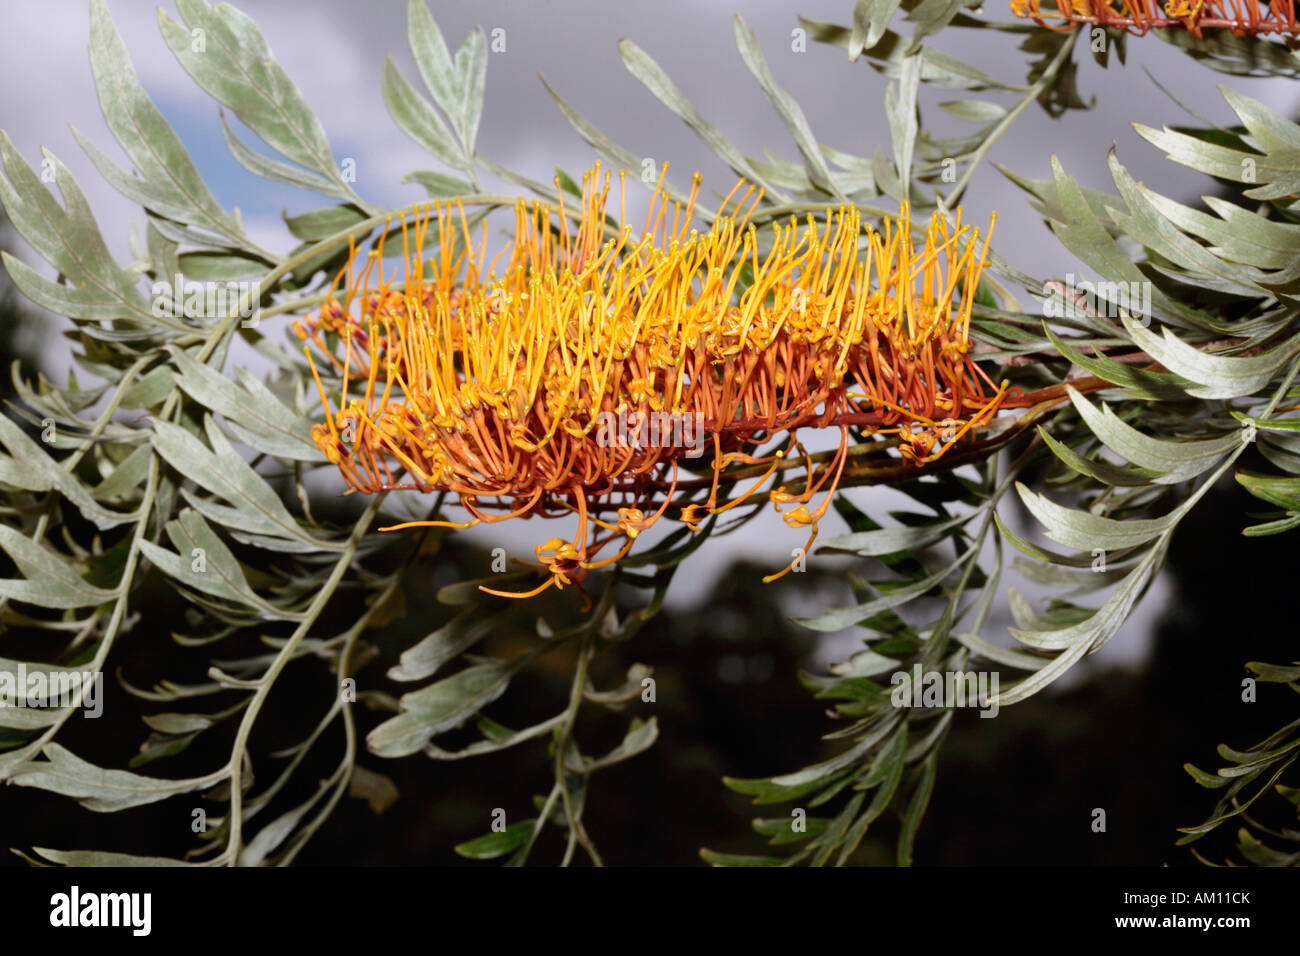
[2,0,1294,672]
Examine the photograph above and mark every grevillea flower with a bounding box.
[1009,0,1300,36]
[298,164,1015,599]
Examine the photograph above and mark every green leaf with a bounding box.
[454,819,536,860]
[284,204,368,242]
[897,754,937,866]
[1043,325,1193,401]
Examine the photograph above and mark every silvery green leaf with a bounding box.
[387,606,506,682]
[403,170,474,197]
[218,113,352,201]
[139,509,299,620]
[997,545,1166,704]
[240,778,331,865]
[618,39,783,201]
[795,555,966,632]
[801,17,1020,90]
[771,714,901,788]
[425,713,566,761]
[382,57,463,169]
[539,76,658,197]
[160,0,353,200]
[940,99,1007,123]
[821,510,970,555]
[0,136,157,327]
[1122,314,1300,400]
[573,717,658,773]
[885,52,920,197]
[9,743,208,812]
[1038,427,1164,487]
[367,657,528,758]
[169,348,323,462]
[1015,480,1176,551]
[862,0,904,53]
[0,413,134,530]
[1107,151,1269,298]
[407,0,461,118]
[454,28,487,153]
[83,0,260,257]
[733,15,837,196]
[176,251,268,281]
[119,366,177,409]
[1046,156,1207,331]
[150,418,322,551]
[0,526,117,609]
[829,648,901,679]
[92,445,153,502]
[1065,385,1238,481]
[952,629,1047,671]
[584,663,653,707]
[0,705,65,730]
[1221,86,1300,153]
[32,848,195,866]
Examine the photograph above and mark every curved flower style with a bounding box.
[1009,0,1300,36]
[298,165,1015,598]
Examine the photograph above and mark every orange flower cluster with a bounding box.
[296,165,1010,598]
[1009,0,1300,36]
